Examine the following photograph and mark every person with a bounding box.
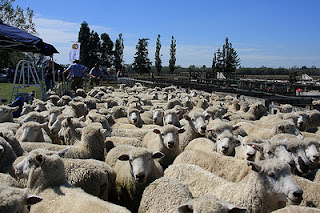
[89,63,103,86]
[44,61,53,92]
[63,60,84,92]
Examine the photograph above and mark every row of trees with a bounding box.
[78,22,124,70]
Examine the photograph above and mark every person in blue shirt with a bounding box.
[89,63,104,86]
[63,60,84,92]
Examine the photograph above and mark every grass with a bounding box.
[0,83,41,104]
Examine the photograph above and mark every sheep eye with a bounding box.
[129,159,133,162]
[161,133,165,136]
[268,172,276,178]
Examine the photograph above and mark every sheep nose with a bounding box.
[247,153,255,158]
[168,141,175,148]
[168,121,173,125]
[314,154,320,160]
[201,126,206,131]
[293,190,303,201]
[135,173,145,183]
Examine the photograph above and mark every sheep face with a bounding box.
[118,150,164,184]
[20,113,44,125]
[19,122,47,142]
[15,154,42,179]
[248,159,303,205]
[48,110,63,127]
[216,131,239,156]
[0,106,19,123]
[305,143,320,163]
[50,115,66,134]
[127,110,142,125]
[241,143,258,161]
[152,109,164,125]
[153,126,185,150]
[286,142,311,174]
[275,121,300,136]
[185,113,209,135]
[163,111,180,127]
[296,113,308,131]
[32,101,46,112]
[21,103,33,115]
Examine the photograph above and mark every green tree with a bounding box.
[87,30,101,68]
[155,34,162,75]
[78,21,91,66]
[169,36,176,73]
[133,38,151,73]
[114,33,124,71]
[100,33,114,68]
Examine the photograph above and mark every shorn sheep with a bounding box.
[14,148,131,213]
[107,144,164,212]
[165,160,303,213]
[0,184,42,213]
[138,177,247,213]
[142,124,185,169]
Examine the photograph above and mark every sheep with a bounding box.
[272,205,320,212]
[142,125,185,169]
[152,107,165,126]
[173,149,251,182]
[0,184,43,213]
[108,105,127,119]
[0,137,17,176]
[69,101,88,117]
[18,111,47,125]
[165,98,183,110]
[113,106,145,128]
[107,144,164,212]
[46,94,60,106]
[223,102,267,121]
[105,137,143,152]
[111,128,150,141]
[293,175,320,208]
[48,106,64,126]
[15,122,52,143]
[0,172,23,188]
[164,160,303,213]
[21,102,34,115]
[58,116,86,145]
[139,177,247,213]
[0,105,19,123]
[49,113,68,135]
[306,109,320,130]
[62,158,116,201]
[237,119,301,140]
[14,149,131,213]
[0,133,24,157]
[185,130,240,156]
[179,108,210,151]
[57,95,73,106]
[204,106,224,120]
[163,109,182,127]
[235,135,266,161]
[85,112,112,132]
[32,99,46,112]
[304,137,320,170]
[21,123,109,161]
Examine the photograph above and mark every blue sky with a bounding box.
[14,0,320,68]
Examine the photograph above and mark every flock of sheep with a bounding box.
[1,82,320,212]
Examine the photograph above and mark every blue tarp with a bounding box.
[0,21,59,55]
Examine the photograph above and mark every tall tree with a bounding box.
[169,36,176,73]
[100,33,114,68]
[87,30,101,68]
[114,33,124,71]
[155,34,162,75]
[132,38,151,73]
[78,21,91,66]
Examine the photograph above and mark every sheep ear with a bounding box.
[118,154,130,161]
[25,194,43,205]
[178,128,185,134]
[247,143,263,153]
[88,116,94,121]
[75,128,82,134]
[152,151,165,159]
[177,203,193,212]
[184,114,191,120]
[153,129,161,134]
[57,147,70,157]
[10,106,19,112]
[247,161,261,173]
[35,154,45,165]
[277,124,284,130]
[139,109,145,114]
[233,125,240,131]
[234,138,241,147]
[224,203,248,213]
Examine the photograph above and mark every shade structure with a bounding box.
[0,21,59,55]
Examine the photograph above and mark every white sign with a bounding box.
[69,42,80,63]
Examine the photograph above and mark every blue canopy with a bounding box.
[0,21,59,55]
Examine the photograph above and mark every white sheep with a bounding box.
[14,149,131,213]
[107,144,164,212]
[139,177,247,213]
[163,109,182,127]
[0,105,19,123]
[15,122,52,143]
[223,102,267,121]
[179,108,210,151]
[0,184,42,213]
[272,205,320,212]
[164,160,303,212]
[111,127,150,141]
[57,116,86,145]
[142,125,185,169]
[105,137,144,152]
[235,135,266,161]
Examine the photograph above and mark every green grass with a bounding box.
[0,83,41,104]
